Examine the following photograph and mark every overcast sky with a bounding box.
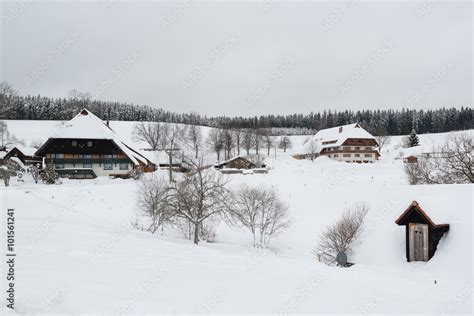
[1,1,472,116]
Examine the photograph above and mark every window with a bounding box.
[364,154,372,157]
[344,146,351,151]
[79,154,92,159]
[55,164,64,169]
[355,147,360,150]
[119,163,129,170]
[104,163,113,170]
[104,154,113,158]
[87,141,92,147]
[72,140,77,146]
[53,153,64,159]
[354,154,360,157]
[327,154,331,158]
[365,147,371,150]
[83,163,92,168]
[343,154,351,157]
[334,154,339,157]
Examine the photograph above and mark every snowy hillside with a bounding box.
[1,122,472,313]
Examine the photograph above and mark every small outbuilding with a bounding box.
[214,156,265,170]
[403,155,418,163]
[395,201,450,262]
[4,146,43,166]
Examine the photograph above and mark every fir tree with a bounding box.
[408,129,420,147]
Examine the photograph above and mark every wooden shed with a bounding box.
[403,155,418,163]
[214,156,265,170]
[395,201,449,262]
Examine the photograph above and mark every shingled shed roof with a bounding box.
[395,201,449,229]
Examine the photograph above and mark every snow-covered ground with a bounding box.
[1,121,473,313]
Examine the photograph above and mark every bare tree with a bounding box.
[186,124,202,159]
[278,136,292,153]
[161,124,186,182]
[68,88,92,101]
[241,129,254,155]
[0,82,17,119]
[233,128,242,156]
[30,138,44,149]
[263,129,274,156]
[374,127,390,151]
[137,175,176,233]
[314,203,368,266]
[306,139,319,162]
[0,121,8,147]
[230,184,290,248]
[405,133,473,185]
[253,129,263,156]
[144,160,231,244]
[133,122,163,150]
[222,128,235,159]
[206,128,224,161]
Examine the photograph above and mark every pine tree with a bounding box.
[408,129,420,147]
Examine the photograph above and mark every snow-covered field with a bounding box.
[1,121,473,314]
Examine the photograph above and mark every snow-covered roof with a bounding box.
[312,123,376,150]
[38,109,151,166]
[8,146,38,157]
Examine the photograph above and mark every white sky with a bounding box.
[1,0,472,116]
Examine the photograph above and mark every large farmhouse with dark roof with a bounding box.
[35,109,156,179]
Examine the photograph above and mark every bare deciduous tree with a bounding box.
[405,133,473,184]
[206,128,224,161]
[313,203,368,266]
[278,136,292,153]
[161,124,186,182]
[233,128,242,156]
[374,128,390,151]
[186,124,202,159]
[241,130,254,155]
[138,160,232,244]
[222,128,235,159]
[133,122,163,150]
[253,129,263,156]
[263,129,274,156]
[230,184,290,248]
[30,138,44,149]
[306,139,319,162]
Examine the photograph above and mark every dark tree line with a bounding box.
[1,85,472,136]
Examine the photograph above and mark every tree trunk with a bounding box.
[193,223,200,244]
[168,152,173,182]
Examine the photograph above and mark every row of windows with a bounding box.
[71,140,93,147]
[50,154,119,159]
[54,163,129,170]
[329,153,373,158]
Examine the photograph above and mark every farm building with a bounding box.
[309,123,380,163]
[214,156,267,174]
[4,146,43,166]
[395,201,450,262]
[142,149,190,172]
[403,155,418,163]
[35,109,156,179]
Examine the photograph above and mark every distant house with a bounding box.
[4,146,43,166]
[311,123,380,163]
[395,201,449,262]
[35,109,156,179]
[214,156,267,174]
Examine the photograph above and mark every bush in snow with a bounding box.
[314,203,368,266]
[229,184,290,248]
[405,133,473,184]
[0,159,23,186]
[128,167,143,180]
[40,165,59,184]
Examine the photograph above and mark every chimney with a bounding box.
[339,126,343,133]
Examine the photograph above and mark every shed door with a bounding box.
[409,223,429,262]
